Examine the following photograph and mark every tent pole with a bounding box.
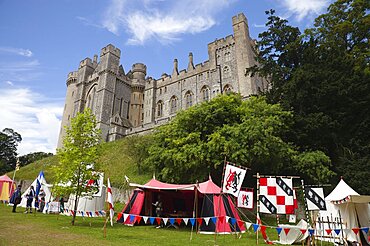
[190,185,196,241]
[301,179,313,245]
[214,158,227,244]
[337,209,345,245]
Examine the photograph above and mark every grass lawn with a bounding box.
[0,204,273,246]
[0,204,334,246]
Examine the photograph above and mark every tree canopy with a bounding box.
[0,128,22,174]
[53,108,101,225]
[143,94,333,185]
[248,0,370,193]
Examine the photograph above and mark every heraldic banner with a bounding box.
[237,189,254,209]
[222,163,247,197]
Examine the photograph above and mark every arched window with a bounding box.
[223,66,230,77]
[86,85,96,110]
[200,86,210,102]
[157,100,163,117]
[223,84,232,94]
[225,52,231,62]
[170,96,178,114]
[185,91,193,109]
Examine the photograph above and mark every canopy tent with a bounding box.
[317,179,370,245]
[19,171,53,212]
[117,177,246,234]
[63,173,106,217]
[0,175,15,202]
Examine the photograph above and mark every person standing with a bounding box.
[25,185,35,213]
[38,189,46,212]
[10,185,22,213]
[152,195,163,228]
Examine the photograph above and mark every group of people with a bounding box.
[9,184,46,213]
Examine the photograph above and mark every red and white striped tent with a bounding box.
[117,177,245,234]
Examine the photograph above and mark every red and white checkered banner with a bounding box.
[259,177,295,214]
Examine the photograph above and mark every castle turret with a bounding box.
[129,63,146,127]
[172,59,179,78]
[232,13,257,96]
[187,52,194,71]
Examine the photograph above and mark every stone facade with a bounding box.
[57,13,267,148]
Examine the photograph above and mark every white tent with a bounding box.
[19,171,53,213]
[317,179,370,244]
[63,173,106,217]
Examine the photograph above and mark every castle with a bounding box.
[57,13,266,148]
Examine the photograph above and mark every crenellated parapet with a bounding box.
[100,44,121,58]
[66,71,78,86]
[79,57,94,69]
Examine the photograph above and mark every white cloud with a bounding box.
[0,47,33,57]
[0,88,63,156]
[5,80,14,86]
[280,0,329,21]
[102,0,233,45]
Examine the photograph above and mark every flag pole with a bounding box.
[10,158,20,202]
[256,172,260,245]
[301,179,313,245]
[214,157,227,244]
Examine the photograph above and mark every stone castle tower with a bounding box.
[57,13,266,148]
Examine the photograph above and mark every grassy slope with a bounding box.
[7,137,151,186]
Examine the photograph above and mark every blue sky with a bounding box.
[0,0,332,155]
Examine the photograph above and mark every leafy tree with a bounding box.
[248,0,370,193]
[18,152,53,167]
[53,108,102,225]
[126,135,154,174]
[144,94,334,185]
[0,128,22,174]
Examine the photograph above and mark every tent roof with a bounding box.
[325,179,370,203]
[0,175,13,182]
[129,177,221,194]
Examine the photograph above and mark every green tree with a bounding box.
[126,135,154,175]
[53,108,102,225]
[248,0,369,193]
[144,94,334,185]
[0,128,22,174]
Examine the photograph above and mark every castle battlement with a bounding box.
[100,44,121,57]
[132,63,146,73]
[79,57,94,69]
[232,13,248,26]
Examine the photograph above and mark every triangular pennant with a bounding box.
[204,217,210,226]
[237,220,244,228]
[149,217,155,225]
[361,227,369,234]
[246,222,252,230]
[284,228,290,235]
[260,225,267,233]
[276,227,283,235]
[176,218,182,225]
[219,216,225,223]
[189,218,195,226]
[225,216,230,222]
[308,229,315,236]
[300,229,307,234]
[143,216,148,224]
[343,229,351,234]
[155,217,161,225]
[230,218,236,225]
[352,228,360,235]
[252,224,259,232]
[123,213,129,223]
[117,212,123,221]
[135,216,142,224]
[162,218,169,225]
[169,218,175,225]
[197,218,203,226]
[334,229,341,235]
[325,229,332,235]
[211,217,217,225]
[81,211,84,217]
[183,218,189,226]
[129,215,135,223]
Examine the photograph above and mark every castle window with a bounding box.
[223,84,232,94]
[86,86,96,110]
[160,88,162,95]
[185,91,193,109]
[225,52,231,62]
[201,86,210,102]
[199,73,203,81]
[170,96,178,114]
[157,100,163,117]
[223,66,230,77]
[71,91,74,97]
[165,87,167,93]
